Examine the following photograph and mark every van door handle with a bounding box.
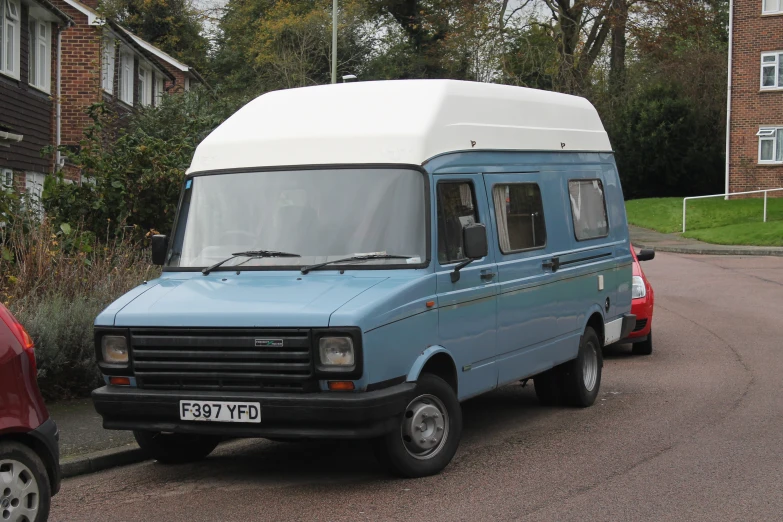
[480,271,496,282]
[542,257,560,272]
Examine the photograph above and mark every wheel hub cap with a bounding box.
[583,341,598,392]
[401,394,449,460]
[0,459,40,522]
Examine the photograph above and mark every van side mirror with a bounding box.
[637,249,655,262]
[151,235,168,266]
[463,223,488,260]
[451,224,488,283]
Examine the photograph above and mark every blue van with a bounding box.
[92,80,635,477]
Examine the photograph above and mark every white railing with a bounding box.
[683,188,783,233]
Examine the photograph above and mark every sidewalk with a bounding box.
[629,225,783,256]
[46,399,145,477]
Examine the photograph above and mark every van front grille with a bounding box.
[129,329,314,392]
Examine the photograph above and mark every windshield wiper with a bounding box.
[300,254,411,275]
[202,250,300,275]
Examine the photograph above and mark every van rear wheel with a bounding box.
[373,373,462,478]
[562,326,602,407]
[133,431,221,464]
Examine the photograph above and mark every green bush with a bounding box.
[1,214,158,400]
[44,88,247,240]
[609,82,725,199]
[12,295,105,400]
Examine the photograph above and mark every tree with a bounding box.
[102,0,210,72]
[213,0,374,93]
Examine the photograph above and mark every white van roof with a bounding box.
[188,80,612,173]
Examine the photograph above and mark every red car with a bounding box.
[620,247,655,355]
[0,303,60,522]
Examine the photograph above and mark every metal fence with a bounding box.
[682,188,783,233]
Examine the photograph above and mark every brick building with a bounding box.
[0,0,71,195]
[1,0,202,194]
[727,0,783,194]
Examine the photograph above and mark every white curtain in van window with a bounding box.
[492,185,511,252]
[569,180,608,240]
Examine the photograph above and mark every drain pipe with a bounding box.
[56,24,63,170]
[724,0,734,200]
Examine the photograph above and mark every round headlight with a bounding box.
[319,337,354,366]
[102,336,128,364]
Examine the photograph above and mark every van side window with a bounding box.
[568,179,609,241]
[492,184,546,253]
[437,182,478,264]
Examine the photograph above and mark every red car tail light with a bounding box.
[0,303,36,373]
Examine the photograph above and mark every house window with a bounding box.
[138,65,151,106]
[102,37,115,94]
[154,75,164,104]
[118,49,134,105]
[0,0,21,79]
[1,169,12,190]
[568,179,609,241]
[757,128,783,163]
[763,0,783,14]
[184,76,190,91]
[492,183,547,253]
[761,52,783,89]
[28,18,50,92]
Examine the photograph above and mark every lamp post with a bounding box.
[331,0,338,84]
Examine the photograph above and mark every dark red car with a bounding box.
[620,247,655,355]
[0,303,60,522]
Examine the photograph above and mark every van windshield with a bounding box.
[166,168,428,270]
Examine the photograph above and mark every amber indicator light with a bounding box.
[327,381,355,391]
[109,377,131,386]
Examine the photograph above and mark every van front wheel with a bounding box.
[373,374,462,478]
[562,327,602,407]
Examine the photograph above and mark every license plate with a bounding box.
[179,401,261,423]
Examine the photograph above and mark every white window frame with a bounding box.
[118,48,134,105]
[0,0,21,79]
[757,127,783,164]
[102,37,115,94]
[763,0,783,14]
[154,75,164,104]
[28,17,50,93]
[138,64,151,106]
[761,51,783,90]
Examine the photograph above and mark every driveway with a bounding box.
[50,253,783,521]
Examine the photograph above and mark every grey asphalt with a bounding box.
[49,253,783,521]
[47,399,136,460]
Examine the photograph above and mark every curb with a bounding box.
[633,242,783,257]
[61,445,148,479]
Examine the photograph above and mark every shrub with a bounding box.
[44,88,247,241]
[1,213,158,400]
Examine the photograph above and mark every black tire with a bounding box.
[534,368,564,406]
[133,431,221,464]
[373,374,462,478]
[0,441,51,522]
[561,327,603,407]
[632,330,653,356]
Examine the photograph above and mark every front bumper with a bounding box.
[92,383,416,440]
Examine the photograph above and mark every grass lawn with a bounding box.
[626,197,783,246]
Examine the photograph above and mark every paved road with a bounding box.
[50,253,783,521]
